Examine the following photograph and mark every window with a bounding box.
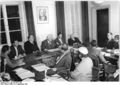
[0,6,7,44]
[0,2,27,46]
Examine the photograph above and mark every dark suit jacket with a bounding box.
[54,38,64,47]
[106,39,115,49]
[113,42,119,49]
[68,37,81,46]
[24,41,39,55]
[9,45,25,59]
[55,51,72,70]
[41,39,57,52]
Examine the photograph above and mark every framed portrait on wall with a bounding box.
[37,6,49,24]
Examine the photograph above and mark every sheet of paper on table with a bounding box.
[16,71,35,79]
[101,52,111,56]
[44,74,67,82]
[22,78,35,82]
[14,68,29,74]
[32,64,50,72]
[104,53,111,56]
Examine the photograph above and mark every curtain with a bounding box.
[24,1,36,40]
[81,1,89,42]
[56,1,66,43]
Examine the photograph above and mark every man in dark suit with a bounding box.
[113,35,119,49]
[41,34,57,52]
[9,40,25,60]
[50,44,72,78]
[106,32,115,49]
[54,32,64,48]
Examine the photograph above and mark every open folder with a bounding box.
[32,64,50,72]
[14,68,35,79]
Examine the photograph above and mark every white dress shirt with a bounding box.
[14,47,18,58]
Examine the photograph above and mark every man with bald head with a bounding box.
[41,34,57,52]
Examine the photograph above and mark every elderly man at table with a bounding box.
[68,34,81,46]
[41,34,58,52]
[70,47,93,81]
[89,40,109,64]
[51,44,72,78]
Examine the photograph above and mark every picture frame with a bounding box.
[37,6,49,24]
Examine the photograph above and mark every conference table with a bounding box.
[100,48,119,65]
[97,47,119,76]
[9,51,67,82]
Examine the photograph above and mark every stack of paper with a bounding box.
[17,71,35,79]
[14,68,35,79]
[14,68,28,74]
[32,64,49,72]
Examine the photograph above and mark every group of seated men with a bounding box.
[0,32,119,81]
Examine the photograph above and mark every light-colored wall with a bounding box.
[32,0,57,49]
[101,1,120,36]
[89,1,120,41]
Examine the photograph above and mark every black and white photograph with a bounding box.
[0,0,120,84]
[37,6,48,23]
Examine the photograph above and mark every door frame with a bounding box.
[90,4,110,43]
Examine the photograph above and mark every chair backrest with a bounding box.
[104,64,117,74]
[89,54,100,81]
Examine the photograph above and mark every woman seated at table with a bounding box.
[68,34,81,46]
[54,32,64,48]
[24,35,39,55]
[113,35,119,49]
[105,32,115,49]
[1,45,18,72]
[70,47,93,81]
[41,34,57,52]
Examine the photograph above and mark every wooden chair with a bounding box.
[104,63,117,81]
[89,55,104,81]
